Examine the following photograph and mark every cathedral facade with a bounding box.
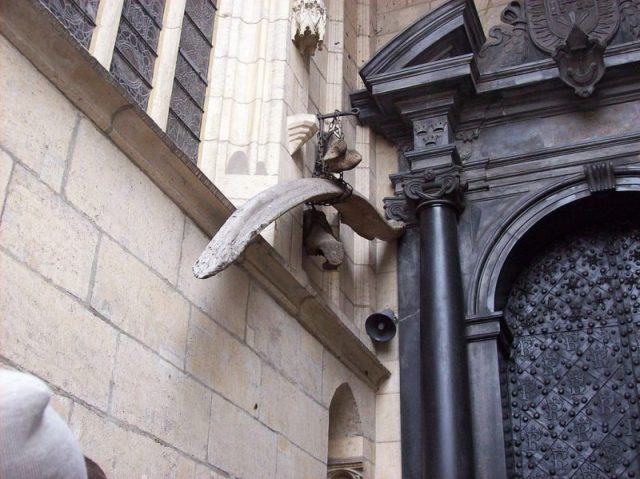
[1,0,639,478]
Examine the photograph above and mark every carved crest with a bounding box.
[526,0,620,54]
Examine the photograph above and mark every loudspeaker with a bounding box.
[365,309,397,343]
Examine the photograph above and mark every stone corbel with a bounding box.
[287,113,318,155]
[553,22,606,97]
[291,0,326,56]
[584,160,616,193]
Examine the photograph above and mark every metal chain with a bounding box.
[307,109,357,206]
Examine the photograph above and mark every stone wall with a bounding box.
[0,33,378,478]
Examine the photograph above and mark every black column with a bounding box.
[418,199,474,478]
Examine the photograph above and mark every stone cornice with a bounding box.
[0,0,389,387]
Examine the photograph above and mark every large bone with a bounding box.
[193,178,404,279]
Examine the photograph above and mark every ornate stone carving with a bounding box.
[477,0,640,95]
[384,196,415,223]
[455,128,480,161]
[414,119,448,148]
[526,0,620,55]
[403,169,465,208]
[291,0,326,56]
[384,168,466,223]
[585,161,617,192]
[620,0,640,39]
[552,22,607,97]
[478,0,533,70]
[327,462,364,479]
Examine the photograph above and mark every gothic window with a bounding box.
[110,0,165,108]
[166,0,217,162]
[39,0,99,48]
[504,224,640,478]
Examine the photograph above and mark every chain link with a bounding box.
[307,110,355,206]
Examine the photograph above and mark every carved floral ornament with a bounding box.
[478,0,640,96]
[291,0,327,56]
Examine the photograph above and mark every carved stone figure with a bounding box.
[291,0,326,56]
[303,208,344,269]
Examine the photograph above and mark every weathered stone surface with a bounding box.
[376,270,398,312]
[375,441,402,479]
[376,393,401,443]
[0,165,99,299]
[0,149,12,212]
[0,252,117,408]
[0,35,77,193]
[91,238,190,368]
[247,282,323,399]
[275,436,326,478]
[110,336,211,459]
[208,393,278,479]
[378,360,400,395]
[322,351,376,440]
[259,365,328,461]
[186,308,261,414]
[178,218,249,338]
[65,119,185,283]
[71,404,185,479]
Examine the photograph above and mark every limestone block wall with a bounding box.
[0,33,378,479]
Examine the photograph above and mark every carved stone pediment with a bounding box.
[359,0,485,81]
[478,0,640,95]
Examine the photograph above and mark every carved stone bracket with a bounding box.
[384,167,466,223]
[291,0,326,56]
[455,128,480,161]
[585,160,617,192]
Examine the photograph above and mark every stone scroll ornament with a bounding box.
[193,112,404,279]
[384,168,466,224]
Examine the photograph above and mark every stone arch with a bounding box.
[327,383,365,478]
[467,172,640,315]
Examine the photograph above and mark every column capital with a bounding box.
[384,166,466,223]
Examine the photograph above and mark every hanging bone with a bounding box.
[303,208,344,270]
[323,137,362,173]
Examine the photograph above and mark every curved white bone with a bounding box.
[193,178,404,278]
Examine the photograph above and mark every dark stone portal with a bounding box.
[504,225,640,478]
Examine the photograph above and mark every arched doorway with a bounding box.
[504,222,640,478]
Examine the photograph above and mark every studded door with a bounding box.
[504,225,640,478]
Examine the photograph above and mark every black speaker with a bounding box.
[365,309,397,343]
